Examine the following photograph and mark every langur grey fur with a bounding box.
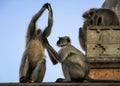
[19,3,58,83]
[79,27,86,51]
[82,8,119,25]
[45,36,89,82]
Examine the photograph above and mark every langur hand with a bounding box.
[43,3,50,9]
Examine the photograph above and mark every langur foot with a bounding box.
[71,78,85,83]
[20,77,28,83]
[56,78,71,83]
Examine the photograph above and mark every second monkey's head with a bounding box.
[57,36,71,47]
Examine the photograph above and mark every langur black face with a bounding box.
[35,29,42,38]
[83,11,91,19]
[83,8,97,19]
[57,36,71,47]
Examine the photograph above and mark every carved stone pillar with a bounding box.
[86,25,120,80]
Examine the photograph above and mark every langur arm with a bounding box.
[44,39,59,65]
[26,3,49,46]
[79,27,86,51]
[42,3,53,39]
[47,48,58,65]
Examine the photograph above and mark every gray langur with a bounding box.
[82,8,119,25]
[19,3,58,83]
[45,36,89,82]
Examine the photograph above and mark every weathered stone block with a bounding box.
[86,25,120,80]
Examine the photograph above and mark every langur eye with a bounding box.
[89,12,93,16]
[67,38,70,43]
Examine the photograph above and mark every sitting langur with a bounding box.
[45,36,89,82]
[45,37,120,82]
[79,8,120,51]
[82,8,119,25]
[19,3,57,83]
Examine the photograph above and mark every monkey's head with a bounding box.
[83,8,97,19]
[35,29,42,38]
[57,36,71,47]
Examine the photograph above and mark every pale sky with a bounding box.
[0,0,105,82]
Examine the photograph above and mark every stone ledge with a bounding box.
[0,82,120,86]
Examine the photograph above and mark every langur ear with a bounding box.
[67,37,71,43]
[58,37,62,40]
